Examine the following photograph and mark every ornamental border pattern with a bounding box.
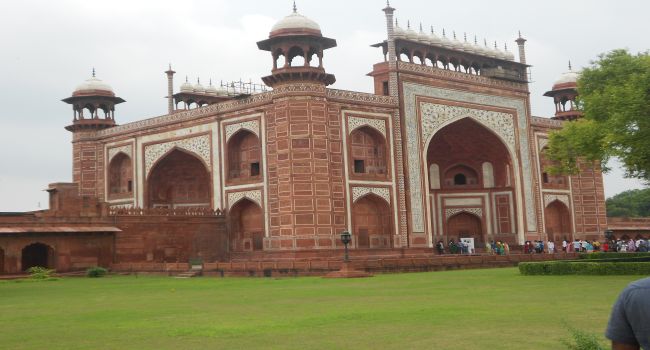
[351,187,391,204]
[399,62,528,91]
[94,85,396,139]
[402,82,537,232]
[420,103,515,152]
[227,190,262,210]
[445,207,483,219]
[107,144,132,163]
[225,120,260,141]
[544,194,570,208]
[538,138,549,151]
[347,116,387,138]
[144,134,211,177]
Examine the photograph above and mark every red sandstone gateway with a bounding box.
[0,3,612,275]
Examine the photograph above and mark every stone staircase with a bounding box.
[173,265,202,278]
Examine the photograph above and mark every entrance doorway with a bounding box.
[447,212,483,244]
[21,243,54,271]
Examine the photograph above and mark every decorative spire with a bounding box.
[419,22,423,33]
[209,78,213,86]
[494,41,498,49]
[518,30,522,38]
[453,31,457,40]
[197,77,200,84]
[395,18,399,27]
[484,38,488,47]
[464,32,467,42]
[292,1,297,13]
[568,60,573,71]
[442,28,446,38]
[431,25,434,34]
[474,35,478,45]
[92,67,96,78]
[504,43,508,51]
[185,76,188,83]
[407,20,411,29]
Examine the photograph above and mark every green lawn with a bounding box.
[0,268,641,349]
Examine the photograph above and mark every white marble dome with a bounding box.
[554,71,579,86]
[73,76,114,95]
[271,9,321,34]
[180,79,194,93]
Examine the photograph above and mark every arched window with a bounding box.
[227,130,262,183]
[147,149,211,208]
[108,153,133,199]
[349,126,387,178]
[454,173,467,185]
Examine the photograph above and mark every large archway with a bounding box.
[352,194,392,249]
[147,149,211,208]
[545,200,572,242]
[108,152,133,199]
[229,198,264,252]
[447,212,483,244]
[427,118,513,190]
[349,126,387,178]
[21,243,55,271]
[227,130,262,184]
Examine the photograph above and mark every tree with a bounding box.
[606,188,650,217]
[546,49,650,181]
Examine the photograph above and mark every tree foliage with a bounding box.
[606,188,650,217]
[546,49,650,180]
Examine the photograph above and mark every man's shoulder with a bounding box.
[626,277,650,291]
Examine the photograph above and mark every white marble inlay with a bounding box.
[108,145,132,163]
[225,120,260,142]
[351,187,391,204]
[445,207,483,219]
[348,116,387,138]
[544,193,570,208]
[227,190,262,210]
[144,134,211,177]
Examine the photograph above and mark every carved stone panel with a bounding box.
[108,144,132,163]
[347,116,387,138]
[227,190,262,210]
[544,194,570,208]
[445,207,483,219]
[144,134,211,177]
[351,187,391,204]
[225,120,260,142]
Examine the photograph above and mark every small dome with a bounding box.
[206,83,218,95]
[393,21,406,39]
[194,80,205,93]
[270,7,321,36]
[417,25,429,43]
[505,50,515,61]
[428,29,441,46]
[405,24,418,40]
[73,74,114,97]
[180,79,193,93]
[450,33,463,50]
[553,70,579,87]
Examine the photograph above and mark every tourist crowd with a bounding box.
[434,237,649,255]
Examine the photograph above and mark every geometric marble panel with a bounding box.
[544,193,570,208]
[225,120,260,142]
[144,134,211,177]
[227,190,262,210]
[108,144,132,163]
[351,187,391,204]
[348,116,387,138]
[445,207,483,219]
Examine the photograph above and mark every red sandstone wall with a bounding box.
[264,96,347,250]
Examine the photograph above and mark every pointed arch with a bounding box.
[446,211,483,244]
[229,198,265,252]
[108,152,133,199]
[21,242,55,271]
[146,148,212,208]
[352,193,392,248]
[544,199,572,242]
[226,129,262,183]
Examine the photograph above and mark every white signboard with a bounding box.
[460,238,475,254]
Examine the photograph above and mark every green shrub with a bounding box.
[86,266,108,278]
[580,252,650,260]
[519,261,650,275]
[562,327,606,350]
[27,266,55,279]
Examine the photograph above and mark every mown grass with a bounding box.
[0,268,639,349]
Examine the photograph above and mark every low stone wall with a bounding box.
[110,252,580,277]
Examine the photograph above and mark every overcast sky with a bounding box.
[0,0,647,211]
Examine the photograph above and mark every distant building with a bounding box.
[0,4,609,273]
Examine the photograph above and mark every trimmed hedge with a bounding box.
[579,252,650,260]
[519,261,650,275]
